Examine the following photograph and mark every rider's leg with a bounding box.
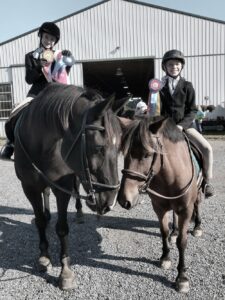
[0,97,33,160]
[186,127,214,198]
[0,139,14,159]
[0,117,15,159]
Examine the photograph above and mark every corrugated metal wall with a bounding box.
[0,0,225,137]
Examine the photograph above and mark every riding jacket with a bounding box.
[25,51,55,97]
[159,77,197,129]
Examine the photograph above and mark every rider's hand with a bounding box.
[35,59,48,71]
[62,50,72,57]
[39,59,49,67]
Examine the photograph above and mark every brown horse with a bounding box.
[118,116,203,293]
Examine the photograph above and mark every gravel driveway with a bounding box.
[0,139,225,300]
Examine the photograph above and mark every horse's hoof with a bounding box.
[59,273,76,290]
[38,256,52,272]
[192,228,203,237]
[169,234,177,244]
[160,258,172,270]
[176,279,190,293]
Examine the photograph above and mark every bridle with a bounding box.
[122,135,195,200]
[64,109,120,205]
[16,107,120,205]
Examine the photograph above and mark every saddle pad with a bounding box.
[191,150,201,178]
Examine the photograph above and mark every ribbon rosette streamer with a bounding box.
[42,50,75,84]
[147,79,162,116]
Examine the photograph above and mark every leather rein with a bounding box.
[16,108,120,205]
[122,135,195,200]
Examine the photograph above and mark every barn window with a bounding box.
[0,83,13,119]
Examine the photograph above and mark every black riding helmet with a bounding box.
[162,49,185,71]
[38,22,60,44]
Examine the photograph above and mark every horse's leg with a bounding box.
[22,183,52,272]
[153,207,172,270]
[43,187,51,222]
[170,211,179,244]
[74,177,84,223]
[175,206,193,293]
[192,192,203,237]
[54,189,76,290]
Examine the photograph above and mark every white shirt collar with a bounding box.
[167,76,180,95]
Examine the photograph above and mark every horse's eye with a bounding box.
[95,145,105,154]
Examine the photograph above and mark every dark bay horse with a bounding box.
[117,116,202,293]
[13,83,127,290]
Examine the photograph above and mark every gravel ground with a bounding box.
[0,139,225,300]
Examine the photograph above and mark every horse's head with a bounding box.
[117,116,179,209]
[63,92,128,215]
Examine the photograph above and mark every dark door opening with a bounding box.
[83,58,154,102]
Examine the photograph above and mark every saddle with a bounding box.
[5,103,30,143]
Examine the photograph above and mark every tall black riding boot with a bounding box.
[202,179,214,198]
[0,140,14,160]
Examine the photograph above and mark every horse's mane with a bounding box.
[30,83,104,129]
[150,117,185,142]
[121,116,184,156]
[29,83,121,146]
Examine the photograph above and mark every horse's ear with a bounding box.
[148,116,166,134]
[111,97,130,114]
[88,93,115,122]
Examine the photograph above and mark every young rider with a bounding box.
[1,22,74,159]
[159,49,214,198]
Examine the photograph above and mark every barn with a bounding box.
[0,0,225,137]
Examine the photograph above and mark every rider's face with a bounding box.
[165,59,183,77]
[41,32,56,49]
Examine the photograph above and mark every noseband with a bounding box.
[122,151,157,194]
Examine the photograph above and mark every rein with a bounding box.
[64,109,120,205]
[15,107,120,204]
[122,135,195,200]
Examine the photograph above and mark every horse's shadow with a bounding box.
[0,205,173,290]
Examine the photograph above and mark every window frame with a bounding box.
[0,82,13,119]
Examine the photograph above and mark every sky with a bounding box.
[1,0,225,43]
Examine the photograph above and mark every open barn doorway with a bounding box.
[82,58,154,102]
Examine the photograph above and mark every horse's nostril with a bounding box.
[102,206,110,215]
[124,201,131,210]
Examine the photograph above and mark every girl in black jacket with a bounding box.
[160,49,214,198]
[1,22,74,159]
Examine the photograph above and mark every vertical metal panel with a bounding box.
[69,63,83,86]
[0,121,6,138]
[0,68,10,82]
[11,67,29,104]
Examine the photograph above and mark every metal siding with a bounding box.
[0,121,6,138]
[0,0,224,111]
[0,68,9,82]
[69,63,83,86]
[11,67,29,104]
